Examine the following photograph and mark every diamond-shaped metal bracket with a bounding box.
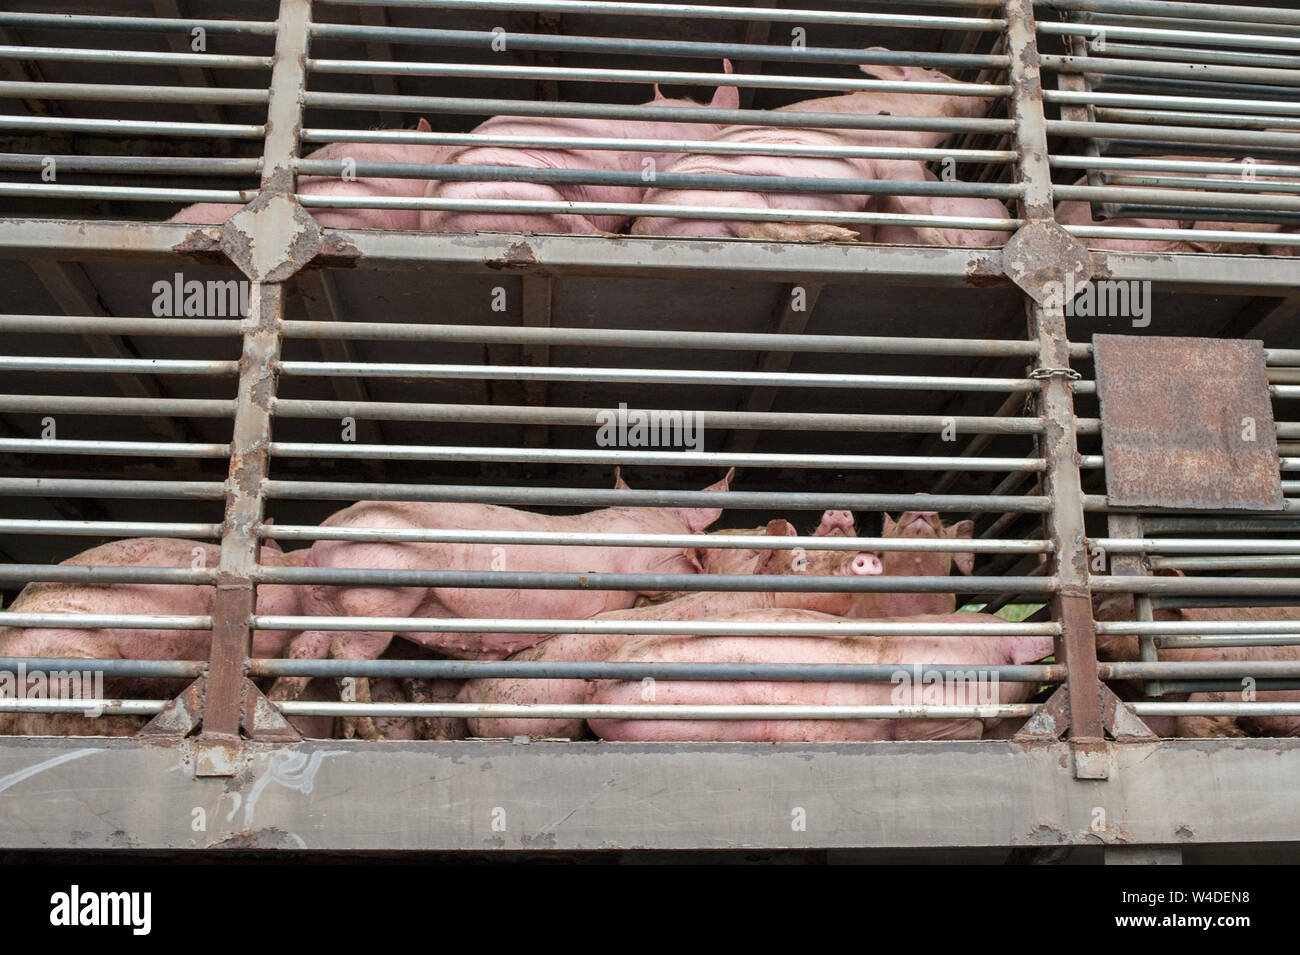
[220,169,321,283]
[1001,219,1095,306]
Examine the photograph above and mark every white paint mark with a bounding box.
[0,749,96,794]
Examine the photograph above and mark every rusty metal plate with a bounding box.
[1094,335,1283,510]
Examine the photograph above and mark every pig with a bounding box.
[1055,157,1288,255]
[169,119,451,230]
[629,50,994,242]
[873,165,1011,247]
[845,509,975,619]
[1094,588,1300,738]
[462,542,884,739]
[0,537,322,737]
[419,69,739,235]
[268,470,736,740]
[587,608,1053,742]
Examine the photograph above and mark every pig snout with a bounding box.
[813,510,856,537]
[848,552,883,576]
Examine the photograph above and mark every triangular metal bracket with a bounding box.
[1013,683,1158,743]
[135,675,301,742]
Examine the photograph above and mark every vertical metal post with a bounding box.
[199,0,314,751]
[1003,0,1108,777]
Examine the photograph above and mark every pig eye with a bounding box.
[791,548,809,572]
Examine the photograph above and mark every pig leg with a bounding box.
[735,221,860,242]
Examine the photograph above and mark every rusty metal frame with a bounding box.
[144,0,322,768]
[1002,0,1110,779]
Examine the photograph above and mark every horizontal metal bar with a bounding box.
[317,0,1005,29]
[1052,155,1300,177]
[303,91,1015,133]
[0,45,272,70]
[0,479,225,501]
[307,22,1009,70]
[278,321,1046,357]
[270,399,1045,434]
[1065,223,1300,247]
[0,80,269,105]
[1132,701,1300,717]
[1150,680,1300,693]
[0,519,221,538]
[301,127,1016,164]
[259,481,1051,512]
[1042,54,1300,88]
[0,356,238,375]
[1089,41,1300,70]
[1137,517,1300,533]
[0,315,242,337]
[262,523,1049,553]
[1150,556,1300,571]
[1092,577,1300,596]
[1096,619,1300,636]
[0,615,210,631]
[267,443,1046,473]
[253,616,1061,637]
[253,567,1058,594]
[298,193,1020,231]
[1040,20,1300,52]
[1037,0,1300,27]
[308,59,1012,98]
[1157,635,1300,649]
[1047,87,1300,117]
[0,655,1059,682]
[0,657,202,678]
[0,394,234,416]
[0,11,277,35]
[293,158,1023,200]
[1094,538,1300,555]
[1049,119,1300,150]
[0,564,214,584]
[1055,183,1300,213]
[265,660,1051,682]
[1103,661,1300,678]
[0,183,251,205]
[0,698,1039,720]
[277,359,1035,392]
[1093,106,1300,133]
[0,438,229,459]
[0,154,262,177]
[1104,174,1300,196]
[0,115,264,139]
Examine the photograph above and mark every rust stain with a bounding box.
[485,240,540,270]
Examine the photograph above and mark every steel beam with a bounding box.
[1,737,1298,851]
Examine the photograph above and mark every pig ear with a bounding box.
[652,82,666,102]
[682,547,705,573]
[614,467,631,491]
[859,48,906,81]
[676,469,733,533]
[417,117,431,132]
[948,519,975,575]
[765,519,798,537]
[710,59,739,111]
[260,518,282,553]
[881,512,897,534]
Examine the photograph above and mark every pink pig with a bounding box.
[587,608,1053,742]
[462,537,883,739]
[630,49,994,241]
[419,68,740,235]
[169,118,451,230]
[0,537,322,738]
